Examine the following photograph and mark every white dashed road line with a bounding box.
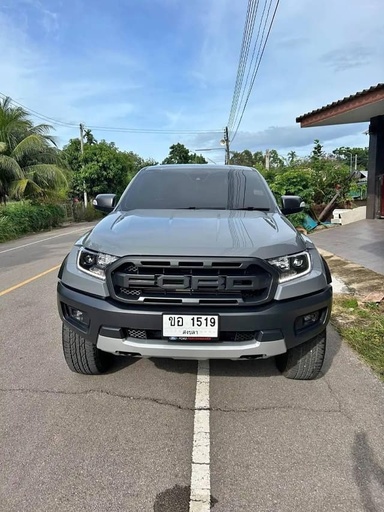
[0,227,90,255]
[189,360,211,512]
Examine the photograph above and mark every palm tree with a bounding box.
[287,150,297,166]
[0,96,66,203]
[84,129,97,145]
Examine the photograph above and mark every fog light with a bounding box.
[295,309,323,333]
[303,311,320,326]
[69,307,89,326]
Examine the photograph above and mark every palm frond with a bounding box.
[0,155,24,180]
[0,102,32,129]
[30,124,58,147]
[32,146,61,165]
[23,164,68,189]
[0,98,51,151]
[12,134,51,163]
[0,96,13,111]
[31,123,54,135]
[10,178,43,199]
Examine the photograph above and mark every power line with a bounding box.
[0,92,222,135]
[0,93,77,127]
[231,0,280,144]
[231,0,270,131]
[86,125,222,134]
[227,0,259,133]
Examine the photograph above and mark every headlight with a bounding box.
[77,248,118,279]
[267,251,311,282]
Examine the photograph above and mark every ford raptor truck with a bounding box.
[57,164,332,379]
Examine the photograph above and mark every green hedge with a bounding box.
[0,202,65,243]
[72,202,103,222]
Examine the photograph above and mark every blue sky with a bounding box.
[1,0,383,164]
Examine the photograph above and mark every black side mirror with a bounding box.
[281,195,305,215]
[92,194,117,213]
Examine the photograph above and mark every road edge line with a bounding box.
[0,265,61,297]
[0,227,90,255]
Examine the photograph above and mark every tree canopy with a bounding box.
[0,96,66,203]
[162,143,207,164]
[332,146,369,169]
[62,132,157,198]
[0,95,369,220]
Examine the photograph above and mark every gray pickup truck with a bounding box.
[57,164,332,379]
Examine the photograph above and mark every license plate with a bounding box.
[163,315,219,338]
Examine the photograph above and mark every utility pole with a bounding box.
[224,127,230,165]
[354,154,358,172]
[79,123,88,208]
[265,149,270,170]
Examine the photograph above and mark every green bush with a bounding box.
[268,169,315,229]
[269,169,315,206]
[0,202,65,242]
[284,211,308,229]
[311,164,351,204]
[259,168,278,185]
[0,216,18,242]
[72,203,103,222]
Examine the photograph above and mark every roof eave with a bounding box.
[296,84,384,127]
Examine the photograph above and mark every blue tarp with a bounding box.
[303,214,318,231]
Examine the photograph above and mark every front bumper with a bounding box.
[58,281,332,360]
[96,334,286,360]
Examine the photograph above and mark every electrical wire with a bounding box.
[0,93,77,128]
[0,92,222,135]
[231,0,280,143]
[231,0,270,131]
[86,125,221,134]
[227,0,259,133]
[227,0,258,132]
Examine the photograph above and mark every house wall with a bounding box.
[366,115,384,219]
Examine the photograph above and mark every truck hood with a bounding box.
[83,209,306,259]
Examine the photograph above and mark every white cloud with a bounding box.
[0,0,383,163]
[320,45,375,72]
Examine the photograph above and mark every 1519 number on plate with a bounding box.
[163,315,218,338]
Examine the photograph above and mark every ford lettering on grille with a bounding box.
[113,273,262,291]
[107,257,276,306]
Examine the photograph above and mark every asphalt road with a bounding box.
[1,224,384,512]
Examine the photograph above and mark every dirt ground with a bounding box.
[319,249,384,299]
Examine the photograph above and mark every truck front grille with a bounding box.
[107,257,276,306]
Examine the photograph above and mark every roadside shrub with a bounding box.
[284,211,307,229]
[269,169,315,206]
[0,202,65,242]
[268,169,315,229]
[0,216,18,242]
[311,164,351,204]
[258,167,278,185]
[72,203,103,222]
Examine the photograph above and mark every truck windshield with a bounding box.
[120,167,275,211]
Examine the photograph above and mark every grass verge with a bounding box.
[332,296,384,381]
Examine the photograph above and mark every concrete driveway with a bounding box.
[310,219,384,275]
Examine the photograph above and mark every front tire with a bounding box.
[275,331,326,380]
[62,323,112,375]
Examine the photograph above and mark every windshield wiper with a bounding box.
[232,207,270,211]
